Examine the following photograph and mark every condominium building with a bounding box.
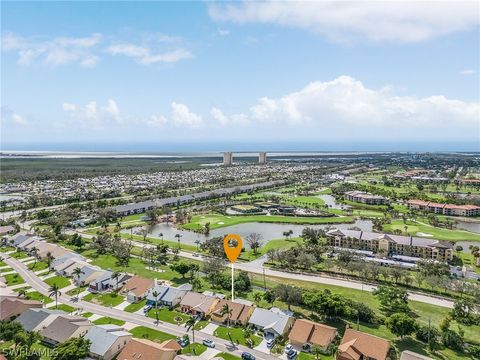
[407,200,480,217]
[344,191,388,205]
[326,229,454,262]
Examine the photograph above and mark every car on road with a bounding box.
[242,352,255,360]
[143,305,152,313]
[202,339,215,348]
[176,337,189,348]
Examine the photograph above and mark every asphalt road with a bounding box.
[2,254,279,360]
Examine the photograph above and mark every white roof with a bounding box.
[85,324,132,356]
[248,308,293,335]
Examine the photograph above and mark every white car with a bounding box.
[284,344,293,353]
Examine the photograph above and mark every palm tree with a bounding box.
[185,316,198,354]
[253,292,262,305]
[152,290,159,324]
[30,246,39,268]
[243,327,254,348]
[49,283,62,309]
[175,234,182,249]
[45,251,54,270]
[159,232,164,244]
[111,271,121,291]
[72,267,84,296]
[17,289,27,298]
[221,303,233,337]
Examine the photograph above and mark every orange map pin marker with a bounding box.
[223,234,242,263]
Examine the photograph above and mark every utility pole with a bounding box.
[263,268,267,290]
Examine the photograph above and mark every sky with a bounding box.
[1,1,479,152]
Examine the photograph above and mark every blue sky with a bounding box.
[2,1,479,151]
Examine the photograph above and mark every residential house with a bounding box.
[120,275,154,302]
[15,308,65,332]
[10,234,32,247]
[89,271,131,292]
[179,291,219,319]
[337,329,389,360]
[0,297,43,321]
[0,225,15,237]
[248,307,295,338]
[85,324,132,360]
[288,319,337,352]
[146,283,192,307]
[117,338,180,360]
[75,265,104,286]
[41,315,93,346]
[210,299,254,326]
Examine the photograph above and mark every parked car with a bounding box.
[284,344,293,353]
[202,339,215,348]
[287,349,297,359]
[143,305,152,313]
[266,339,274,348]
[242,352,255,360]
[176,337,189,348]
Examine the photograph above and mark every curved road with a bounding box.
[2,254,278,360]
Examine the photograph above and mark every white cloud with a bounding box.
[211,107,249,126]
[1,32,103,67]
[107,43,192,64]
[218,28,230,36]
[212,76,479,139]
[63,100,123,126]
[147,115,168,127]
[461,69,476,75]
[209,1,479,43]
[171,102,203,127]
[0,106,28,126]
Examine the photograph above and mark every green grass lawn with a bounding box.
[181,343,207,355]
[44,275,71,289]
[456,251,480,274]
[81,312,93,318]
[129,326,176,342]
[214,326,262,347]
[124,299,147,312]
[10,251,29,259]
[240,238,302,261]
[216,353,242,360]
[383,219,480,242]
[25,291,53,304]
[83,292,125,307]
[28,261,49,271]
[194,319,209,330]
[146,307,189,324]
[55,304,76,313]
[182,213,353,231]
[0,260,6,266]
[4,273,24,285]
[93,316,126,326]
[66,285,87,296]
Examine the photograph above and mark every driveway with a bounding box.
[201,347,221,359]
[254,339,271,354]
[202,323,219,335]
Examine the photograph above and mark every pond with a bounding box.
[125,219,373,246]
[315,194,349,210]
[455,220,480,234]
[456,241,480,253]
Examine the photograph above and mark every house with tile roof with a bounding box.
[179,291,219,319]
[41,315,93,346]
[337,329,389,360]
[288,319,337,352]
[211,299,254,326]
[121,275,155,302]
[117,338,180,360]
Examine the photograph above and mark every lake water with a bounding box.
[125,219,373,246]
[456,241,480,253]
[455,220,480,234]
[315,194,349,209]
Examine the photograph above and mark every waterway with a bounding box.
[124,219,373,246]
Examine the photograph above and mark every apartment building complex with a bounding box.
[344,191,388,205]
[407,200,480,217]
[326,229,454,262]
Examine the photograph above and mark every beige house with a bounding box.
[41,315,93,346]
[179,291,219,319]
[289,319,337,352]
[117,338,180,360]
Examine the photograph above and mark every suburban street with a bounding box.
[2,254,280,360]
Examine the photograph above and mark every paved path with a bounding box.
[2,253,279,360]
